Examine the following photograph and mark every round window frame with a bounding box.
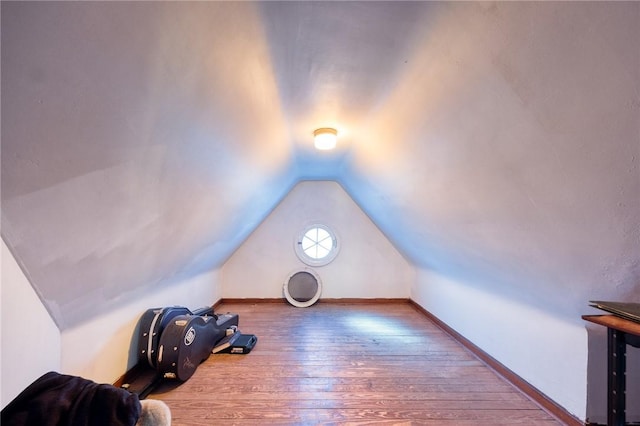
[294,223,339,267]
[283,268,322,308]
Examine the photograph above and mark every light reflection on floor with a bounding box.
[342,312,413,337]
[286,308,426,399]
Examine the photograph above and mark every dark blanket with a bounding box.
[1,371,141,426]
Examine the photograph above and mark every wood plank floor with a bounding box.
[149,301,564,425]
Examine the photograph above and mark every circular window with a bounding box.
[295,223,339,266]
[283,269,322,308]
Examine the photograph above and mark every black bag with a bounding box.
[125,307,233,397]
[156,315,222,381]
[226,334,258,354]
[137,306,216,369]
[137,306,192,369]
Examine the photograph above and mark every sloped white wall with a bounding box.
[412,269,588,420]
[61,269,221,384]
[2,1,295,330]
[414,271,640,423]
[1,240,60,408]
[1,240,221,395]
[222,181,414,300]
[341,3,639,422]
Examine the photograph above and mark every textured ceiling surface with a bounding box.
[2,2,639,329]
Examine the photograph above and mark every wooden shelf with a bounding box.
[582,314,640,336]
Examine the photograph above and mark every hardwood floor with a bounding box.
[149,301,564,425]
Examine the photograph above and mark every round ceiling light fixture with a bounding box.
[313,128,338,150]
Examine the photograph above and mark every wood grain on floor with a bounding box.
[150,301,563,425]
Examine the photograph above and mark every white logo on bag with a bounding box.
[184,327,196,346]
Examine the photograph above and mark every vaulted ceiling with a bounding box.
[2,1,639,329]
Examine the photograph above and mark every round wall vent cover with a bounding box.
[283,269,322,308]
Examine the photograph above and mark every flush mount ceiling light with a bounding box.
[313,128,338,150]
